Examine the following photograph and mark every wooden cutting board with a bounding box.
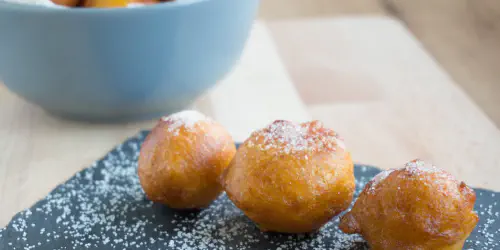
[266,17,500,190]
[0,21,310,227]
[1,17,499,228]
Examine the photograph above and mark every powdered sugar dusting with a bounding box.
[162,110,212,136]
[1,131,370,250]
[248,120,344,154]
[0,0,63,7]
[465,197,500,249]
[367,169,395,193]
[127,2,145,7]
[402,159,456,183]
[1,132,498,250]
[367,160,458,195]
[404,159,441,174]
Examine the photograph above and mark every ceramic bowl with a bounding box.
[0,0,260,121]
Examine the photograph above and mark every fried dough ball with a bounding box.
[138,110,236,209]
[223,120,355,233]
[84,0,128,7]
[339,159,479,250]
[50,0,80,7]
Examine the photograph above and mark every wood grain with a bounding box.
[261,0,500,129]
[268,17,500,190]
[2,16,500,230]
[0,22,310,227]
[382,0,500,127]
[259,0,386,19]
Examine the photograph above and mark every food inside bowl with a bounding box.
[2,0,174,8]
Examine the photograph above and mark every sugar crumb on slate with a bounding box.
[1,131,498,250]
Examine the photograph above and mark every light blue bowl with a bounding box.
[0,0,260,122]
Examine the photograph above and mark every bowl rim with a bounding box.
[0,0,210,14]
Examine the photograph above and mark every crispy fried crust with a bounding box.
[138,112,236,209]
[339,159,479,250]
[223,120,355,233]
[83,0,128,7]
[51,0,80,7]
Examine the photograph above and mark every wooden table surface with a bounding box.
[1,17,499,227]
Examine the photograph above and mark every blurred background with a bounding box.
[1,0,500,227]
[260,0,500,126]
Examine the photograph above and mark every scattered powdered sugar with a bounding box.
[367,160,451,193]
[0,0,63,7]
[402,159,459,189]
[367,169,395,193]
[367,159,464,198]
[1,132,498,250]
[404,159,447,176]
[1,131,372,250]
[248,120,344,154]
[465,198,500,250]
[162,110,212,136]
[127,2,145,7]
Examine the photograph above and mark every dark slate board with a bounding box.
[1,131,499,250]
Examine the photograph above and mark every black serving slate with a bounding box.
[1,131,499,250]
